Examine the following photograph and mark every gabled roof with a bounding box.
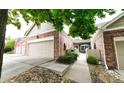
[24,22,55,36]
[24,24,35,36]
[96,22,109,29]
[92,12,124,42]
[100,12,124,29]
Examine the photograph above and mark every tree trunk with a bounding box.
[0,9,8,79]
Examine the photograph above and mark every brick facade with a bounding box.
[103,29,124,69]
[25,31,72,58]
[59,32,73,56]
[94,33,105,64]
[54,31,60,58]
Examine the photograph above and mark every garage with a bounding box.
[115,41,124,70]
[28,40,54,58]
[22,45,25,55]
[16,46,21,54]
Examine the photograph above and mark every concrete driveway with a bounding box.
[1,54,53,82]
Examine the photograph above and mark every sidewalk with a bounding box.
[64,53,91,83]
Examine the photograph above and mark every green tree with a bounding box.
[0,9,116,78]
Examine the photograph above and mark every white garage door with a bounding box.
[22,45,25,55]
[16,46,21,54]
[115,41,124,70]
[28,40,54,58]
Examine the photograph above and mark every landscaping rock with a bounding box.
[4,66,63,83]
[88,64,124,83]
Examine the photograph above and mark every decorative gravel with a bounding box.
[4,66,63,83]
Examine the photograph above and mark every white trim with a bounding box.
[27,36,54,43]
[102,33,108,69]
[25,24,35,36]
[114,37,124,70]
[28,30,55,37]
[114,37,124,41]
[80,44,89,46]
[114,39,120,69]
[104,27,124,32]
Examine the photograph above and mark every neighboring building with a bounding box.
[15,38,25,55]
[15,22,73,58]
[73,38,91,53]
[91,12,124,70]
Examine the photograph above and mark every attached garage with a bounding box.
[15,23,73,59]
[16,46,22,54]
[114,38,124,70]
[27,36,54,58]
[22,45,25,55]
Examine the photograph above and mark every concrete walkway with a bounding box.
[64,53,91,83]
[40,61,70,76]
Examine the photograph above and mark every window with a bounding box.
[36,35,39,39]
[76,46,78,49]
[64,43,66,51]
[94,43,96,49]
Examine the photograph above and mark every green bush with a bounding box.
[4,39,15,53]
[56,55,75,64]
[66,52,78,61]
[87,56,99,65]
[66,49,79,60]
[4,47,12,53]
[56,49,79,64]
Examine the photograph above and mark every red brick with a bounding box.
[103,30,124,69]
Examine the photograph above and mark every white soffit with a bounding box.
[28,36,54,43]
[104,27,124,32]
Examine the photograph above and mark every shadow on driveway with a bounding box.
[1,54,53,82]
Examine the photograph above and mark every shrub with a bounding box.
[4,39,15,53]
[66,52,78,61]
[4,47,12,53]
[66,49,79,61]
[87,56,99,65]
[56,49,79,64]
[56,55,75,64]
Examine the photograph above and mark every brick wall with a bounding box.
[59,32,73,56]
[92,33,105,64]
[25,31,73,58]
[103,29,124,69]
[54,31,60,58]
[26,31,59,58]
